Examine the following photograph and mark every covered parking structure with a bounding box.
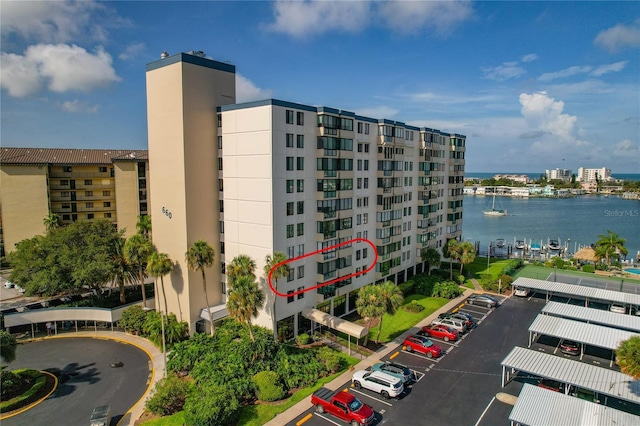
[509,383,640,426]
[512,277,640,312]
[501,346,640,407]
[541,301,640,333]
[528,314,637,366]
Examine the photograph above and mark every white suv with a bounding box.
[431,317,467,335]
[352,370,404,399]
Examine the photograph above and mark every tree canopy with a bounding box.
[616,336,640,379]
[186,240,216,335]
[8,219,124,297]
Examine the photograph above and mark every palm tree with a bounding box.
[421,247,440,276]
[186,240,216,335]
[445,239,460,280]
[227,274,265,342]
[459,241,476,275]
[146,251,173,319]
[136,215,152,238]
[264,252,289,338]
[376,281,404,344]
[124,234,153,308]
[111,237,137,304]
[0,330,17,363]
[616,336,640,379]
[43,213,61,233]
[356,284,385,346]
[227,254,257,286]
[595,230,628,267]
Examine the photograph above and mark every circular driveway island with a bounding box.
[3,338,151,426]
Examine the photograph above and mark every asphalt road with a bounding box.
[3,338,151,426]
[288,295,547,426]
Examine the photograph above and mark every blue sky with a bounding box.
[2,1,639,173]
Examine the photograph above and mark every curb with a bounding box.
[0,370,59,420]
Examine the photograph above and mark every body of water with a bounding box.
[461,194,640,262]
[465,172,640,181]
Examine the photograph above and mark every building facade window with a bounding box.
[297,157,304,170]
[103,190,111,196]
[287,269,295,282]
[286,133,294,147]
[296,111,304,125]
[297,201,304,214]
[60,180,69,185]
[297,134,304,148]
[297,266,305,279]
[297,179,304,192]
[286,224,294,238]
[286,179,294,193]
[286,110,294,124]
[104,213,112,218]
[99,166,107,173]
[103,202,111,207]
[87,213,94,219]
[287,290,294,303]
[84,180,92,185]
[297,223,304,236]
[297,286,304,299]
[286,157,294,171]
[63,166,72,172]
[85,191,93,197]
[219,200,224,212]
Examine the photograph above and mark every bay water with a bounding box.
[461,194,640,262]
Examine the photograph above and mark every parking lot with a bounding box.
[287,290,637,426]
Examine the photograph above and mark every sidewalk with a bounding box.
[25,330,164,426]
[264,289,475,426]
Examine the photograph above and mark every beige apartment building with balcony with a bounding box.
[0,148,149,255]
[146,52,466,338]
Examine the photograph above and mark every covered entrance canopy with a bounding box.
[302,307,368,339]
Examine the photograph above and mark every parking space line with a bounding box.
[349,388,394,406]
[296,413,313,426]
[413,371,426,382]
[473,396,496,426]
[401,349,443,362]
[314,412,343,426]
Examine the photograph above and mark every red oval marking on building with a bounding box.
[267,238,378,297]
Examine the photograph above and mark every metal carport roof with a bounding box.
[528,314,637,352]
[509,383,639,426]
[500,346,640,405]
[512,277,640,306]
[541,301,640,333]
[302,307,368,339]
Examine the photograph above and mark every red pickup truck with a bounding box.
[311,387,375,426]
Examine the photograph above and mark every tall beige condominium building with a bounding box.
[0,148,149,256]
[146,52,465,337]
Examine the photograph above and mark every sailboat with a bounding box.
[483,192,507,216]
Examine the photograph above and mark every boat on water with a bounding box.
[496,238,506,249]
[483,192,507,217]
[514,239,526,250]
[547,238,561,251]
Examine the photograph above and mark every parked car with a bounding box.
[371,362,414,384]
[514,287,530,297]
[430,317,467,335]
[560,340,580,356]
[439,312,475,329]
[403,335,442,358]
[610,304,626,314]
[419,324,459,342]
[537,378,566,393]
[467,294,499,308]
[311,387,375,426]
[3,281,15,289]
[351,370,404,399]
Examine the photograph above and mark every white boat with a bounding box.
[496,238,506,249]
[547,238,561,251]
[514,239,526,250]
[483,192,507,217]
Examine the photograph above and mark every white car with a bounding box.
[351,370,404,399]
[514,287,529,297]
[610,304,626,314]
[3,281,15,289]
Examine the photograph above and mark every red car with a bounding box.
[403,335,442,358]
[419,324,459,342]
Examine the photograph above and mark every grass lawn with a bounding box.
[466,257,517,280]
[367,294,449,343]
[141,352,360,426]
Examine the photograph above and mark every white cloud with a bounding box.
[236,74,272,103]
[59,100,99,113]
[119,43,146,61]
[538,66,592,82]
[482,62,526,81]
[521,53,538,63]
[0,44,120,97]
[0,1,125,44]
[354,105,399,120]
[613,139,638,157]
[519,92,577,140]
[590,61,627,77]
[266,0,371,37]
[265,0,473,38]
[377,0,474,35]
[594,23,640,53]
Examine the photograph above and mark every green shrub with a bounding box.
[413,275,438,296]
[274,348,326,390]
[143,311,189,350]
[119,305,148,335]
[167,332,217,374]
[183,382,239,426]
[431,281,463,299]
[403,300,424,313]
[1,369,27,400]
[252,371,285,402]
[296,333,310,346]
[0,369,47,413]
[146,374,193,416]
[582,264,595,273]
[398,280,414,296]
[500,274,514,287]
[315,346,343,374]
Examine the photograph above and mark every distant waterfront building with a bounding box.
[545,168,572,182]
[145,51,466,336]
[0,148,149,255]
[577,167,612,182]
[493,174,530,184]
